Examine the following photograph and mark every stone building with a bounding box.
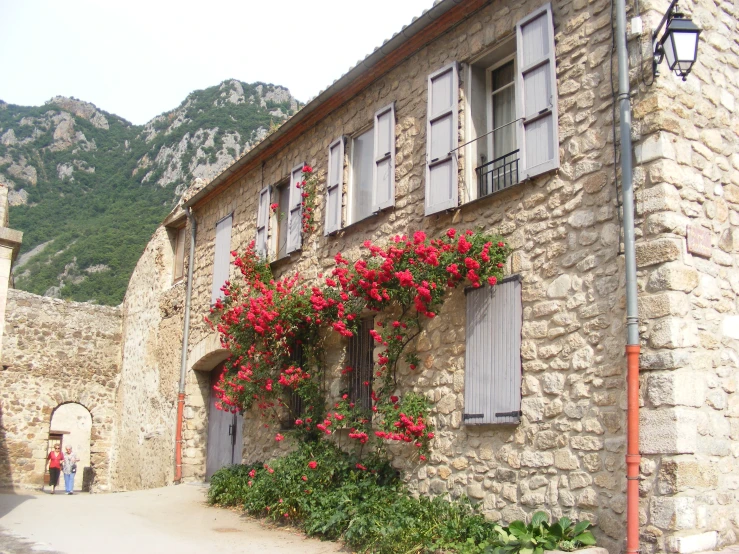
[1,0,738,553]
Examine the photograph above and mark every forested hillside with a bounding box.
[0,80,298,305]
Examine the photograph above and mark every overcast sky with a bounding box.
[0,0,434,125]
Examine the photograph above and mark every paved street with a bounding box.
[0,483,344,554]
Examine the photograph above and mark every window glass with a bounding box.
[276,182,290,259]
[491,61,517,162]
[351,129,374,223]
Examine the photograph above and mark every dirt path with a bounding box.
[0,483,345,554]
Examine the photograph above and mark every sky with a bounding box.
[0,0,434,125]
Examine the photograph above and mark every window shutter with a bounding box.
[325,137,344,235]
[425,63,459,215]
[211,214,233,304]
[173,226,186,281]
[255,186,270,258]
[464,276,522,425]
[372,104,395,212]
[516,3,559,179]
[286,163,304,254]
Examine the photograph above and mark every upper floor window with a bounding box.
[350,128,374,224]
[426,3,559,214]
[323,104,396,234]
[172,225,186,284]
[211,214,232,304]
[275,179,291,260]
[255,163,304,260]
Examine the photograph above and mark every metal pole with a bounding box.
[175,207,197,483]
[614,0,641,552]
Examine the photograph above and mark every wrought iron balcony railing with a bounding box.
[475,149,520,199]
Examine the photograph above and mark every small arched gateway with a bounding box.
[48,402,92,492]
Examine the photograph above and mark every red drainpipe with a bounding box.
[175,208,196,483]
[175,392,185,482]
[626,345,641,554]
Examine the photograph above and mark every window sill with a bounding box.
[269,250,301,271]
[328,207,391,238]
[454,179,526,213]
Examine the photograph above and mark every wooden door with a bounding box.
[205,367,243,481]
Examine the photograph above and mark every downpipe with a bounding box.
[175,207,197,483]
[614,0,641,552]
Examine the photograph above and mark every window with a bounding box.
[275,180,290,260]
[211,214,232,304]
[282,342,305,428]
[172,225,186,283]
[350,128,374,223]
[424,4,558,212]
[348,318,374,412]
[325,104,395,230]
[464,276,522,425]
[255,163,304,260]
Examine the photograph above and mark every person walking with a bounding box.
[45,444,64,494]
[61,445,79,495]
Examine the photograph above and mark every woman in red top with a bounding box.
[46,445,64,494]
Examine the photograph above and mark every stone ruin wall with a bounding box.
[629,0,739,551]
[0,289,122,492]
[182,0,631,551]
[111,223,186,490]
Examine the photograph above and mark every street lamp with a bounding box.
[653,0,702,80]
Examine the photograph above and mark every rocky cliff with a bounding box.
[0,80,299,304]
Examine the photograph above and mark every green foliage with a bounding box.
[488,512,596,554]
[3,80,295,305]
[209,445,597,554]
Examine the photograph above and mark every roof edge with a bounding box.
[184,0,465,209]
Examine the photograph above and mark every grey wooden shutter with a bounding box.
[516,3,559,180]
[325,137,344,235]
[425,63,459,215]
[255,186,270,258]
[464,276,522,425]
[211,214,233,304]
[286,163,304,254]
[372,104,395,212]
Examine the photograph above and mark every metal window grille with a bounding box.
[348,318,374,412]
[476,149,520,198]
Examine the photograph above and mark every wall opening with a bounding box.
[48,403,92,492]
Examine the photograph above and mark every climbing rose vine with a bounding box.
[297,165,317,234]
[207,228,510,459]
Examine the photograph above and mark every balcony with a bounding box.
[475,149,519,199]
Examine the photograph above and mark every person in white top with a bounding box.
[61,446,80,495]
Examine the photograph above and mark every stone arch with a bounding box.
[189,332,230,372]
[49,402,92,492]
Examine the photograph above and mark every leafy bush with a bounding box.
[208,442,596,554]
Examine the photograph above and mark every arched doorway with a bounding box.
[48,403,92,492]
[205,362,243,480]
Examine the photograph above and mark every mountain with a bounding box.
[0,80,299,305]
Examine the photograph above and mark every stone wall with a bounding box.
[0,289,122,491]
[111,223,186,490]
[181,1,630,552]
[630,0,739,551]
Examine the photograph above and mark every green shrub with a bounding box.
[208,442,596,554]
